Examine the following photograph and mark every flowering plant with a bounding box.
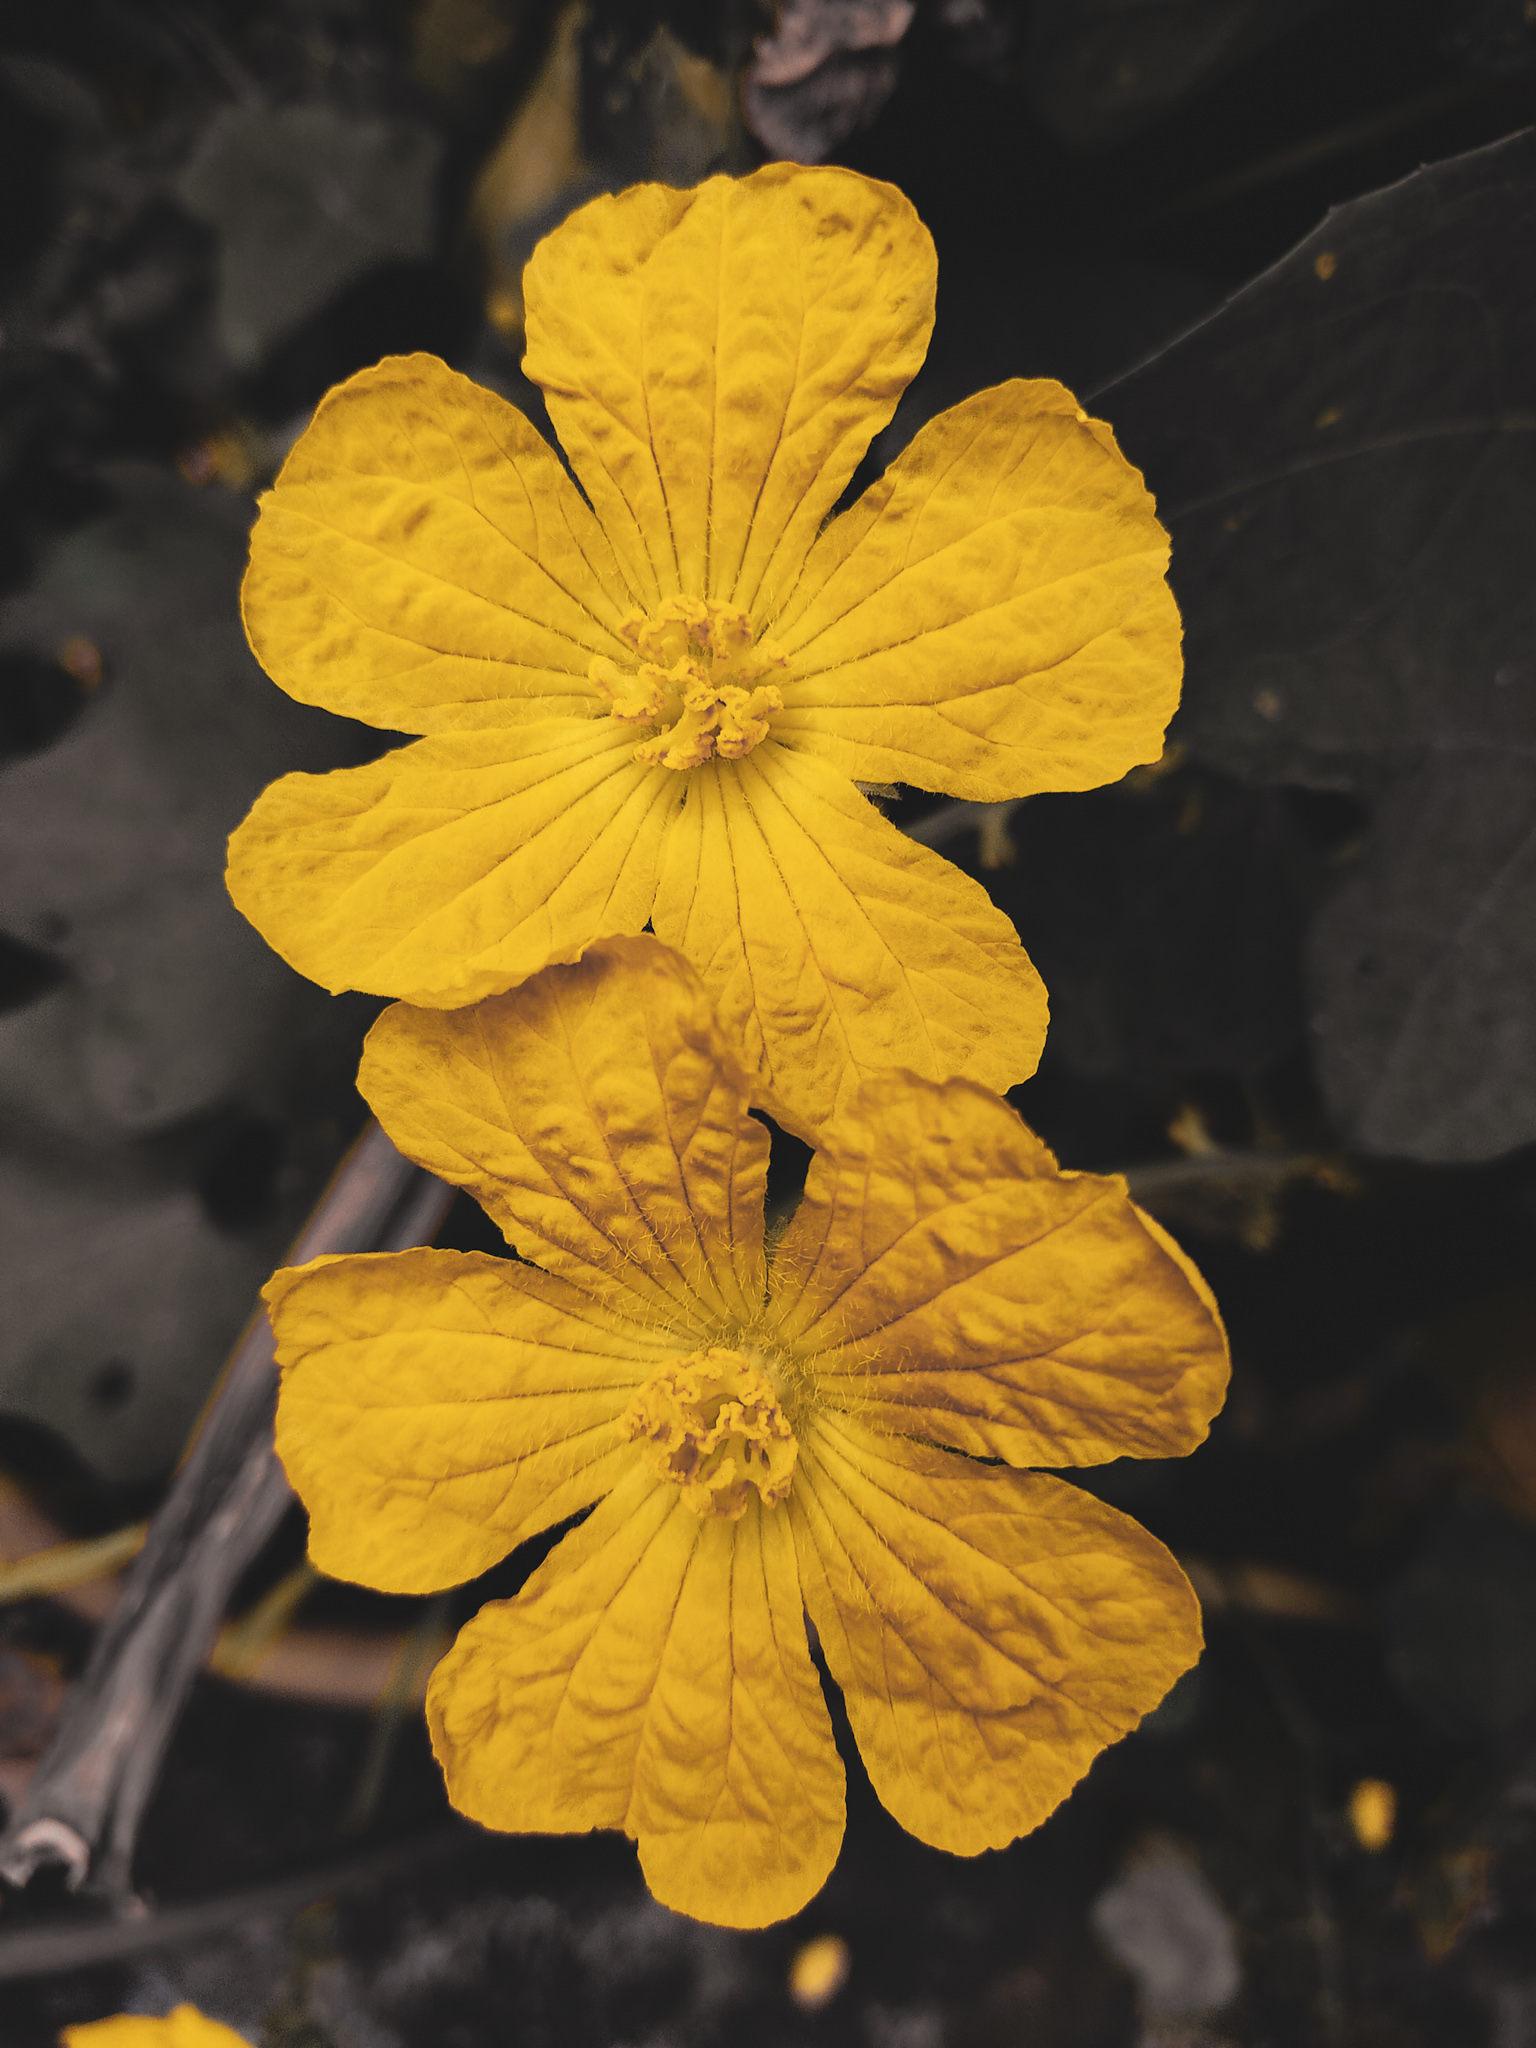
[216,158,1225,1931]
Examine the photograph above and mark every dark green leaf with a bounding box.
[1101,127,1536,1159]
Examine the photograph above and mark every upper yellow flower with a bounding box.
[60,2009,246,2048]
[227,164,1181,1136]
[266,938,1229,1929]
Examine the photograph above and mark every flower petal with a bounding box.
[772,382,1181,800]
[523,165,934,617]
[268,1248,663,1593]
[359,937,770,1329]
[226,718,678,1005]
[650,744,1047,1139]
[630,1496,845,1925]
[792,1413,1200,1856]
[244,353,637,732]
[429,1470,845,1927]
[770,1073,1228,1465]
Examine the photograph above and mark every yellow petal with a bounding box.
[429,1468,845,1927]
[267,1248,665,1593]
[523,165,934,617]
[226,718,678,1005]
[243,353,637,733]
[630,1495,845,1925]
[771,1073,1229,1465]
[61,2010,249,2048]
[651,744,1047,1139]
[792,1413,1201,1856]
[771,382,1181,800]
[359,936,769,1328]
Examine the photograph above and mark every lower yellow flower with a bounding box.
[623,1347,798,1516]
[60,2009,246,2048]
[266,938,1229,1929]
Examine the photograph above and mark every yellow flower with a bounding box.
[227,164,1181,1136]
[266,938,1228,1929]
[60,2009,247,2048]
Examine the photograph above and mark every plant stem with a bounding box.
[0,1121,452,1904]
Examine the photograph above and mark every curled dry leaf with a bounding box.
[744,0,915,162]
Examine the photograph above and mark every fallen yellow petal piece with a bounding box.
[228,163,1181,1136]
[268,938,1228,1929]
[61,2007,249,2048]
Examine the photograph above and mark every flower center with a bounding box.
[622,1346,797,1519]
[589,597,787,772]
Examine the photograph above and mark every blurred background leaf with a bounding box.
[177,105,442,368]
[0,464,379,1478]
[1027,0,1337,149]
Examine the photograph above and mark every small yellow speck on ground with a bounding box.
[1349,1777,1396,1852]
[789,1932,851,2009]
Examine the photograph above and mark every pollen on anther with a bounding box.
[590,598,788,772]
[623,1347,797,1518]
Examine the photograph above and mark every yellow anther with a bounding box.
[590,655,673,724]
[623,1347,797,1519]
[589,600,788,769]
[714,682,784,760]
[633,703,719,771]
[705,604,755,664]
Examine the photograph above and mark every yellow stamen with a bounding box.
[622,1347,797,1518]
[589,655,673,724]
[592,598,787,769]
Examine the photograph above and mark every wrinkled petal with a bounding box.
[62,2011,249,2048]
[770,1073,1228,1465]
[523,165,934,618]
[429,1469,845,1927]
[359,937,770,1329]
[771,382,1181,800]
[792,1413,1200,1856]
[268,1248,666,1593]
[244,353,637,732]
[226,719,678,1005]
[650,744,1046,1139]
